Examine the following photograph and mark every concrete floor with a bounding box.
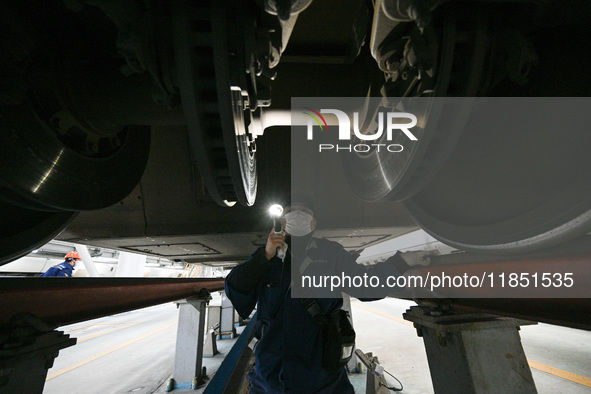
[42,298,591,393]
[43,303,179,394]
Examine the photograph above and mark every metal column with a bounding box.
[404,306,538,394]
[168,295,209,391]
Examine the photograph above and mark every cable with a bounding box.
[378,368,403,392]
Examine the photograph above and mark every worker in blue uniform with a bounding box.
[40,251,81,277]
[225,197,417,393]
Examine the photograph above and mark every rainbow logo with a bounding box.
[303,107,328,131]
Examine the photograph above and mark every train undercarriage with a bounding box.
[1,0,591,334]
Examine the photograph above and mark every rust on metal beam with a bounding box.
[447,298,591,331]
[0,278,225,331]
[406,253,591,330]
[407,254,590,298]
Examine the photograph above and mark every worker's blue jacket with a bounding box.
[225,237,402,393]
[40,261,74,277]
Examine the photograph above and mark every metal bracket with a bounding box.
[0,314,76,393]
[355,349,397,394]
[404,306,538,393]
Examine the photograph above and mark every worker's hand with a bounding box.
[265,229,286,260]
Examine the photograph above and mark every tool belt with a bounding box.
[301,297,356,371]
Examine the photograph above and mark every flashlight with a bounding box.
[269,204,283,233]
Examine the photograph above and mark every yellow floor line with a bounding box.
[528,359,591,388]
[351,302,413,326]
[76,322,141,343]
[350,303,591,388]
[47,322,177,381]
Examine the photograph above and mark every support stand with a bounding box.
[167,294,210,391]
[0,316,76,393]
[355,349,393,394]
[404,306,538,394]
[219,293,236,339]
[203,324,219,357]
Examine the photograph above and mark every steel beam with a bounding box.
[0,278,225,331]
[407,252,591,330]
[406,254,590,298]
[448,298,591,331]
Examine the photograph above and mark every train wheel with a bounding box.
[172,0,260,207]
[342,11,488,202]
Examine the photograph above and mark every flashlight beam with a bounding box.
[269,204,283,217]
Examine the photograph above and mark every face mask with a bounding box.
[284,210,314,236]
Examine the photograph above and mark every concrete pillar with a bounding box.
[168,297,208,391]
[219,292,236,339]
[404,306,537,394]
[74,244,100,277]
[115,251,146,277]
